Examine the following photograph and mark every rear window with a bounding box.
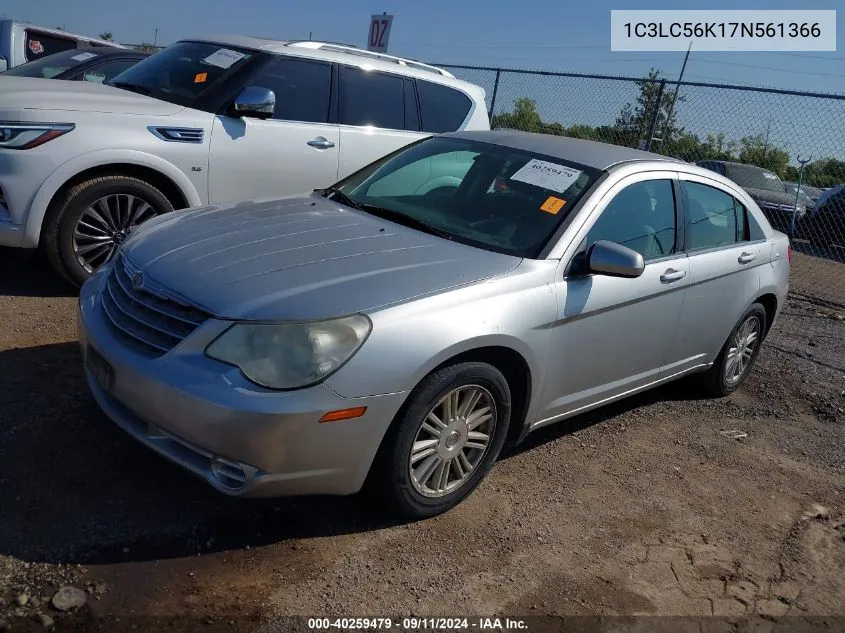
[725,164,786,194]
[24,31,77,62]
[417,80,472,133]
[340,66,405,130]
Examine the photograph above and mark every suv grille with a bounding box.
[101,256,209,357]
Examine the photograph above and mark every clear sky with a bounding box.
[3,0,844,94]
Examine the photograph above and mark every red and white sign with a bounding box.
[367,14,393,53]
[28,40,45,55]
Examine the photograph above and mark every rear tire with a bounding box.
[698,303,767,398]
[42,175,173,286]
[373,362,511,520]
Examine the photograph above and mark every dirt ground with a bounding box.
[0,247,843,633]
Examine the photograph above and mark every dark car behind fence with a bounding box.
[437,63,845,308]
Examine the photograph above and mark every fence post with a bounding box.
[644,79,666,152]
[488,69,502,122]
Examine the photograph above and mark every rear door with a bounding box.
[208,55,340,202]
[668,174,764,372]
[336,65,426,179]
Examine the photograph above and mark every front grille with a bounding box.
[101,256,209,357]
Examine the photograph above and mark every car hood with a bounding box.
[0,76,183,116]
[122,196,522,321]
[742,186,800,207]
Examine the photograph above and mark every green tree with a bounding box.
[738,135,790,177]
[491,98,543,133]
[98,32,113,41]
[615,69,684,150]
[134,42,159,52]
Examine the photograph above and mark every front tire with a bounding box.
[42,175,173,286]
[698,303,767,397]
[374,362,511,520]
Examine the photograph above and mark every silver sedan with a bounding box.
[77,131,791,518]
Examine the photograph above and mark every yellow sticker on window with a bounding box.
[194,72,208,83]
[540,196,566,214]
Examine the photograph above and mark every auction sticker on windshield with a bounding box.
[510,160,582,194]
[202,48,246,69]
[72,52,98,62]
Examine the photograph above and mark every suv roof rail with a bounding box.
[286,40,454,78]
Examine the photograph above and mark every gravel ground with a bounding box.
[0,247,843,633]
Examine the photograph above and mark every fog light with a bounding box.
[210,457,249,490]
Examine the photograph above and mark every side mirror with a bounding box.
[587,240,645,278]
[231,86,275,119]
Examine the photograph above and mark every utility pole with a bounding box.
[658,40,692,152]
[153,28,158,48]
[790,155,812,237]
[762,118,771,158]
[309,31,312,40]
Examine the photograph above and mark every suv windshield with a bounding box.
[108,41,254,107]
[725,163,787,194]
[331,137,602,258]
[1,49,102,78]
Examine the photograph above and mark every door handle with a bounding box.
[660,268,687,283]
[307,137,335,149]
[738,252,756,264]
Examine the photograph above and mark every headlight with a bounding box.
[0,122,75,149]
[206,315,372,389]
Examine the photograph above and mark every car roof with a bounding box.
[181,35,484,96]
[447,129,684,170]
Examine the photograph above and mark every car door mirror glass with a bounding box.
[588,240,645,278]
[232,86,276,119]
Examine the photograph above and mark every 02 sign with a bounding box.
[367,14,393,53]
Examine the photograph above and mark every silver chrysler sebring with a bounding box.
[78,131,790,518]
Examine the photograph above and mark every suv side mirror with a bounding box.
[588,240,645,278]
[231,86,275,119]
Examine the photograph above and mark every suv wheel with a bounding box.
[43,175,173,285]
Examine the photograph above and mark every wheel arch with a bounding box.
[24,150,202,247]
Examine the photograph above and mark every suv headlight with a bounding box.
[206,315,372,390]
[0,122,75,149]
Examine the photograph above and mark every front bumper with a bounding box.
[77,272,409,498]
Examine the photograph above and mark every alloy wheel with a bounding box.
[73,194,158,273]
[724,316,761,386]
[408,385,497,498]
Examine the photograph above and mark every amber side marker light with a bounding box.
[319,406,367,423]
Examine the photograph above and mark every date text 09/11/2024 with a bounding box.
[307,618,529,630]
[622,21,822,39]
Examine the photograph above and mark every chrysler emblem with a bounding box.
[132,272,144,290]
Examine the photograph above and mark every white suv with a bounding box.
[0,36,488,283]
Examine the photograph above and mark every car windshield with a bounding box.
[108,41,254,106]
[1,48,102,78]
[330,136,602,258]
[725,163,786,193]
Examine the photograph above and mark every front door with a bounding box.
[208,55,340,204]
[537,174,689,425]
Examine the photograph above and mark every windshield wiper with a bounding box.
[318,187,454,241]
[318,186,365,211]
[109,81,153,96]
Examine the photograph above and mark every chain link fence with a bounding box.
[439,63,845,308]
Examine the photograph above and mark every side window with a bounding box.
[81,59,137,84]
[25,31,76,62]
[248,57,332,123]
[403,80,420,132]
[340,66,404,130]
[685,182,746,250]
[366,150,478,198]
[417,80,473,133]
[586,180,677,261]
